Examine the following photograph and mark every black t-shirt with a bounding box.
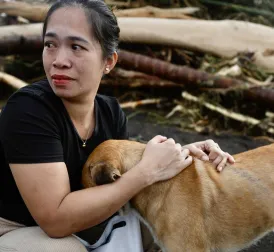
[0,79,128,226]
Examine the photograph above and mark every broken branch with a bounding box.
[120,98,163,109]
[0,71,28,89]
[181,91,274,135]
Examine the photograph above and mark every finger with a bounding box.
[150,135,167,144]
[175,143,182,152]
[216,156,228,172]
[205,140,220,151]
[181,148,190,158]
[227,153,235,164]
[186,145,208,161]
[212,156,223,168]
[180,155,193,171]
[165,138,176,145]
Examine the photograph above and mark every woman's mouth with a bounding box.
[51,74,74,86]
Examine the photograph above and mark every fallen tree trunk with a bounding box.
[118,50,248,88]
[118,18,274,72]
[0,1,50,22]
[1,18,274,71]
[0,23,43,55]
[113,6,197,19]
[0,1,196,21]
[101,76,180,88]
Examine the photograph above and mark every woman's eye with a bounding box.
[44,42,55,48]
[72,44,83,51]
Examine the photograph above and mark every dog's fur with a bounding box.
[82,140,274,252]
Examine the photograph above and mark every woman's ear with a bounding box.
[104,51,118,74]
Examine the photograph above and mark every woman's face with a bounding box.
[43,6,108,101]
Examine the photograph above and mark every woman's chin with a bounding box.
[52,87,80,100]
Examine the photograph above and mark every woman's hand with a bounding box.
[137,135,193,185]
[182,139,235,172]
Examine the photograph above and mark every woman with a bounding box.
[0,0,235,251]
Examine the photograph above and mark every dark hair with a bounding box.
[43,0,120,59]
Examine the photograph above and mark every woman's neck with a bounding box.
[62,96,96,139]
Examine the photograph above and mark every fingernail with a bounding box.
[202,156,209,161]
[218,167,222,172]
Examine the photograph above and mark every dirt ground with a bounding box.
[126,110,274,252]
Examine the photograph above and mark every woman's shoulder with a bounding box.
[6,78,60,109]
[2,79,62,119]
[11,78,54,100]
[95,93,121,111]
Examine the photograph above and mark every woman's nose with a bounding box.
[52,48,72,68]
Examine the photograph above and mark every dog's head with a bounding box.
[82,140,145,188]
[84,161,122,187]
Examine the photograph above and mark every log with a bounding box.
[113,6,197,19]
[101,76,179,88]
[117,50,248,88]
[0,1,197,21]
[0,23,43,55]
[0,71,28,89]
[1,18,274,72]
[117,18,274,72]
[109,68,180,86]
[0,1,50,22]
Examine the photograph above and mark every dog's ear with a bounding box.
[89,162,121,186]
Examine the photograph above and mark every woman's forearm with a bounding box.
[45,162,148,237]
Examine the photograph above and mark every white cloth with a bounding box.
[75,210,143,252]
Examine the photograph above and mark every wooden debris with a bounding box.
[0,1,197,22]
[101,77,179,88]
[165,104,184,119]
[181,91,274,135]
[118,18,274,72]
[120,98,162,108]
[0,71,28,89]
[118,50,248,88]
[0,23,43,55]
[1,17,274,71]
[199,0,274,19]
[118,50,274,110]
[0,1,50,22]
[113,6,197,19]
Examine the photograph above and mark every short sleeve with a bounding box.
[0,93,64,164]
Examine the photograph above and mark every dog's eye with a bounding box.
[113,174,120,180]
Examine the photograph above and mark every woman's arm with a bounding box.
[10,161,147,237]
[10,136,192,238]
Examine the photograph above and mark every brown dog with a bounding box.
[82,140,274,252]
